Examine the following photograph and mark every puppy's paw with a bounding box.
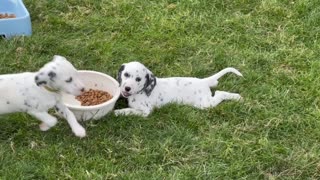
[114,110,124,116]
[233,94,242,101]
[39,123,51,131]
[114,109,149,117]
[73,126,86,138]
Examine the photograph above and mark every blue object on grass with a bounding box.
[0,0,32,38]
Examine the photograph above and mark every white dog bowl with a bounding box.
[62,70,120,121]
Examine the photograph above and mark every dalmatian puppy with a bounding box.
[0,55,86,137]
[114,61,243,117]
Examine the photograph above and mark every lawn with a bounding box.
[0,0,319,179]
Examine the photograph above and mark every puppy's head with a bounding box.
[34,55,85,95]
[117,61,156,97]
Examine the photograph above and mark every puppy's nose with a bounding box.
[80,88,85,92]
[125,86,131,92]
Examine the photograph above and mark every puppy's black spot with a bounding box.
[6,101,10,104]
[48,71,56,81]
[35,76,39,81]
[131,98,136,103]
[54,106,59,112]
[24,100,32,108]
[160,98,163,102]
[48,71,56,77]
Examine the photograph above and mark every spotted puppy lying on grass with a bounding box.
[0,55,86,137]
[114,61,243,117]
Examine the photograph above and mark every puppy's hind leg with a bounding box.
[202,91,242,108]
[28,111,58,131]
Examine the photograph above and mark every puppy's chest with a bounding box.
[128,94,152,109]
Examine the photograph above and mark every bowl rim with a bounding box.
[0,0,31,21]
[64,70,120,110]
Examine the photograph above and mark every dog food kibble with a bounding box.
[0,13,16,19]
[76,89,113,106]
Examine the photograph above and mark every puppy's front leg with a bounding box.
[28,111,58,131]
[55,103,86,138]
[114,108,150,117]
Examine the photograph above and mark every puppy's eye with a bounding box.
[136,77,141,82]
[124,73,130,77]
[65,77,73,83]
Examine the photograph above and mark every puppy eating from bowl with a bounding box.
[0,55,86,137]
[114,61,243,117]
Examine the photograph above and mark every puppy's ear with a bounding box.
[117,64,125,86]
[143,73,157,96]
[53,55,65,61]
[53,55,61,60]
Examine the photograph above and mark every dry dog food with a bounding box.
[0,13,16,19]
[76,89,113,106]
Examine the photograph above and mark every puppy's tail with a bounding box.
[203,67,243,87]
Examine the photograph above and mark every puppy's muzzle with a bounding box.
[35,76,47,86]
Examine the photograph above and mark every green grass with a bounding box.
[0,0,320,179]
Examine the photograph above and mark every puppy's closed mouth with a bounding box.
[121,91,131,98]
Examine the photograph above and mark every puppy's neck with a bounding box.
[43,86,59,93]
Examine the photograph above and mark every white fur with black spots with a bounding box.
[0,55,86,137]
[114,61,243,117]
